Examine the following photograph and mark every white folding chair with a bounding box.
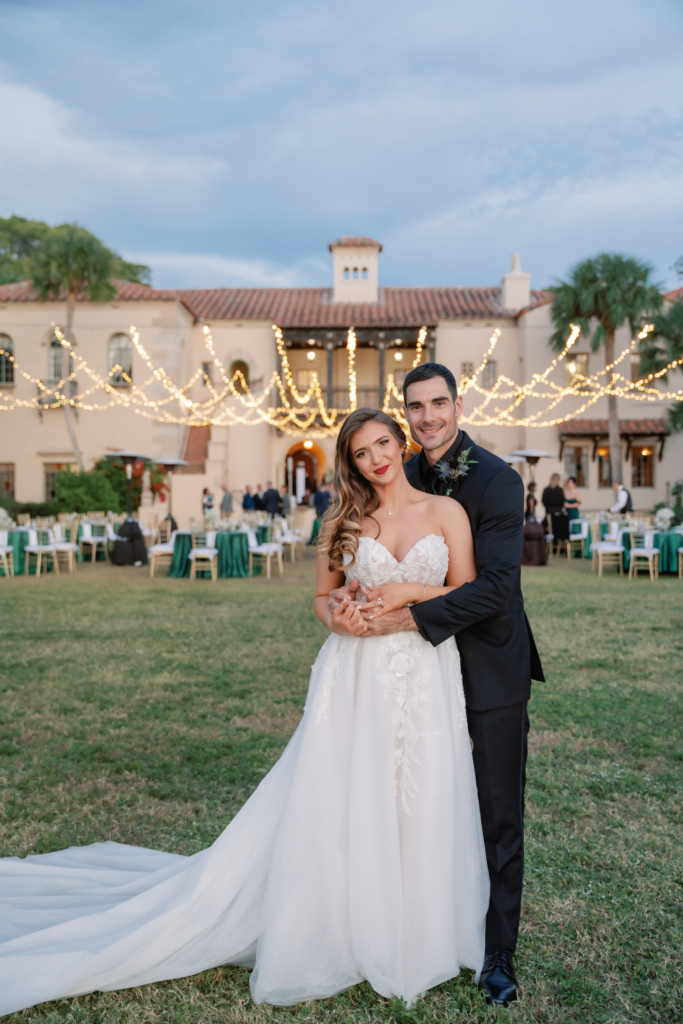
[79,522,109,562]
[149,530,177,578]
[188,529,218,581]
[567,519,589,560]
[247,528,284,579]
[52,523,78,572]
[24,528,60,576]
[589,522,624,577]
[629,530,659,581]
[0,529,14,578]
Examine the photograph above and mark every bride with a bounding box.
[0,409,487,1016]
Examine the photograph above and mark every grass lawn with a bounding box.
[0,553,681,1023]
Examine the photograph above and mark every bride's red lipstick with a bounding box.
[375,465,389,475]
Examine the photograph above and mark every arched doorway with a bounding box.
[284,441,328,498]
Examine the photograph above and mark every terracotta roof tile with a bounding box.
[561,418,670,436]
[0,278,551,325]
[664,286,683,302]
[329,236,383,251]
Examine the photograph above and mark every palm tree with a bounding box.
[639,299,683,432]
[549,254,662,485]
[29,224,150,472]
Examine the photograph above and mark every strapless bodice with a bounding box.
[344,534,449,588]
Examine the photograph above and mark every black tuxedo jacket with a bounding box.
[404,429,544,712]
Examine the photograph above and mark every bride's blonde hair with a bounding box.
[318,408,408,571]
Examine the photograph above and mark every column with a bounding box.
[326,343,334,407]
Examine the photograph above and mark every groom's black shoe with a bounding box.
[478,949,518,1006]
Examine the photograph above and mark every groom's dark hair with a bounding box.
[402,362,458,403]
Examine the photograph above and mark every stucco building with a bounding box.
[0,238,680,525]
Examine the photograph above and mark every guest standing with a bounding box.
[280,485,292,517]
[564,477,581,521]
[610,481,633,513]
[542,473,569,549]
[254,485,265,511]
[201,488,214,516]
[525,482,538,521]
[314,482,331,518]
[242,486,255,511]
[220,485,233,515]
[262,481,281,515]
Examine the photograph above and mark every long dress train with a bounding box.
[0,534,488,1014]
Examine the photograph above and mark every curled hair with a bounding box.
[318,408,407,571]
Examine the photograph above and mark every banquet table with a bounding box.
[1,530,29,575]
[621,530,681,574]
[169,530,254,579]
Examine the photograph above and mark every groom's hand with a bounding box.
[362,607,418,636]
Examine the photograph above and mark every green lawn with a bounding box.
[0,555,681,1023]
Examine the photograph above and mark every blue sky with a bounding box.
[1,0,682,291]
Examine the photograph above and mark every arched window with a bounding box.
[0,334,13,385]
[344,267,350,280]
[108,333,133,385]
[352,267,359,279]
[49,332,73,385]
[229,359,250,394]
[361,267,368,280]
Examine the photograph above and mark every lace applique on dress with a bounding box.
[343,534,455,811]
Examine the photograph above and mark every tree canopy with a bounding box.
[0,215,151,291]
[548,253,662,351]
[640,300,683,432]
[28,223,150,300]
[0,215,50,285]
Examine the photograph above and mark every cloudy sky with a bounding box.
[1,0,682,291]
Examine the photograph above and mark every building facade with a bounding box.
[0,239,680,525]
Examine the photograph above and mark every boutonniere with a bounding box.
[435,447,478,497]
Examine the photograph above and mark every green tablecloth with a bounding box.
[622,530,681,574]
[169,531,252,579]
[308,518,323,545]
[1,530,29,575]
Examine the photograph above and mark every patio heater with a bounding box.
[509,449,554,484]
[104,450,151,565]
[155,456,189,530]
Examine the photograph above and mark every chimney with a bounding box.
[329,236,382,303]
[501,253,531,311]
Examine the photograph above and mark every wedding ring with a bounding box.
[377,597,383,608]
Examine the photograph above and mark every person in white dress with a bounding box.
[0,409,488,1016]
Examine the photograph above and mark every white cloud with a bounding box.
[136,252,327,289]
[0,78,226,226]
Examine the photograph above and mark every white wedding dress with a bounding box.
[0,534,488,1015]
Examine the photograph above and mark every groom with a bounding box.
[330,362,544,1006]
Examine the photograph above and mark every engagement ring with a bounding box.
[377,597,383,608]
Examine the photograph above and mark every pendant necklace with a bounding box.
[380,504,399,516]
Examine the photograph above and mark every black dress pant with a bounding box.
[467,701,529,954]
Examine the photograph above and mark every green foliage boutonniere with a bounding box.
[435,447,478,497]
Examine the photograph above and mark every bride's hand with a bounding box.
[331,596,369,636]
[361,583,419,619]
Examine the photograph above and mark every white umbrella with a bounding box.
[502,454,527,465]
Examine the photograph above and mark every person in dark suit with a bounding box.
[329,362,544,1007]
[262,481,281,516]
[253,485,265,511]
[242,486,255,511]
[314,482,331,518]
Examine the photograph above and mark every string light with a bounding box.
[1,320,681,436]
